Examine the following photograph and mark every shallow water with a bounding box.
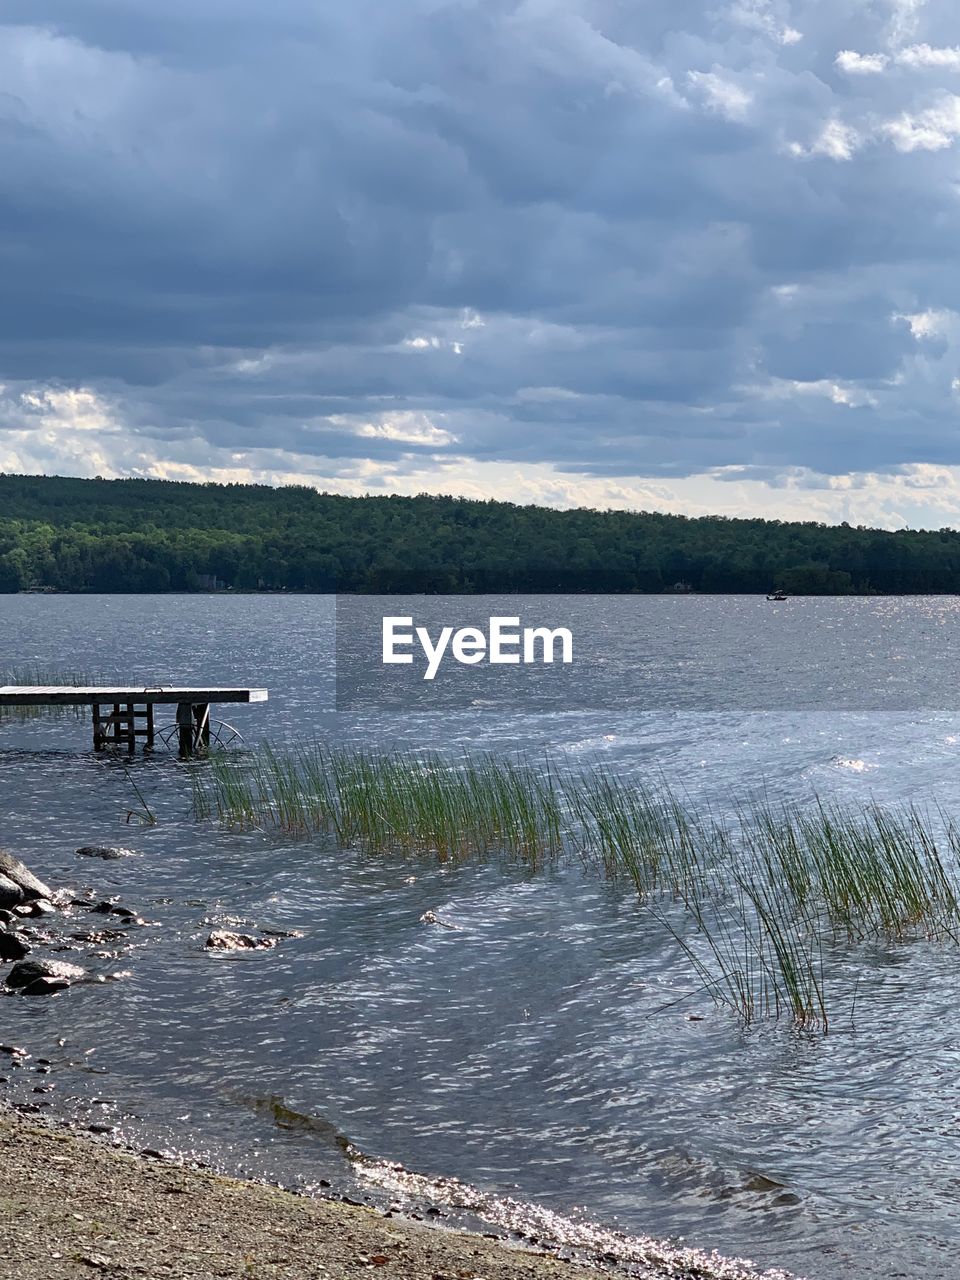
[3,595,960,1279]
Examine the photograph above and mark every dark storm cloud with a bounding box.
[4,0,960,489]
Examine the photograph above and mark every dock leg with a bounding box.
[176,702,194,757]
[145,703,155,753]
[92,703,103,752]
[125,702,136,754]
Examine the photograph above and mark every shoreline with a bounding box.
[0,1105,598,1280]
[0,1105,793,1280]
[0,837,797,1280]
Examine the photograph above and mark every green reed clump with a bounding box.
[739,799,960,943]
[0,666,95,722]
[194,745,564,866]
[567,771,719,901]
[654,885,828,1028]
[650,817,830,1028]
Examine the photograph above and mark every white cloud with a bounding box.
[897,43,960,70]
[687,70,752,121]
[403,336,442,350]
[17,387,119,434]
[896,308,958,339]
[835,50,889,74]
[881,94,960,150]
[352,411,457,446]
[0,385,127,477]
[811,118,862,159]
[789,119,862,160]
[840,39,960,76]
[515,386,584,401]
[751,377,879,408]
[885,0,926,49]
[728,1,802,46]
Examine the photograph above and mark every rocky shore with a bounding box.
[0,847,794,1280]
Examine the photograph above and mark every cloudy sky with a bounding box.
[4,1,960,526]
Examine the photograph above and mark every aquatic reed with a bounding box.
[0,666,94,722]
[193,743,960,1030]
[194,745,564,866]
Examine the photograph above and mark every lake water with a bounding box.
[3,594,960,1280]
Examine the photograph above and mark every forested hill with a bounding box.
[1,472,959,594]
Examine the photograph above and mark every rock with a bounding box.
[419,910,459,930]
[0,851,52,902]
[0,930,30,961]
[204,930,279,951]
[0,876,24,909]
[90,902,138,919]
[78,1254,112,1270]
[12,898,56,919]
[6,958,86,993]
[76,846,135,860]
[69,929,128,945]
[0,909,15,925]
[22,978,72,995]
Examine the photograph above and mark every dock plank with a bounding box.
[0,687,268,707]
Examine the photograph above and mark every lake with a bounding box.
[3,594,960,1280]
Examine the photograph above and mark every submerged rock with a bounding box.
[204,930,279,951]
[0,851,52,902]
[89,902,139,919]
[69,928,128,945]
[76,846,135,860]
[6,958,86,995]
[419,910,459,930]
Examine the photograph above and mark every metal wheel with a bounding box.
[156,719,244,751]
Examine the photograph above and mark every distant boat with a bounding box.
[766,590,788,601]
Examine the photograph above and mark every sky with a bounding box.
[4,1,960,528]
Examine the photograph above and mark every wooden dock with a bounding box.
[0,686,268,755]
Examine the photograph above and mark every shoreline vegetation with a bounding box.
[0,1108,792,1280]
[194,746,960,1031]
[5,472,960,595]
[0,667,94,723]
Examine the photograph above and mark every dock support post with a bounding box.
[92,703,103,751]
[176,702,194,757]
[145,703,155,752]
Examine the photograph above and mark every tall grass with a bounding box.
[0,666,94,722]
[194,745,564,866]
[193,744,960,1030]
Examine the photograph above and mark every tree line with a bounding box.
[1,472,959,594]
